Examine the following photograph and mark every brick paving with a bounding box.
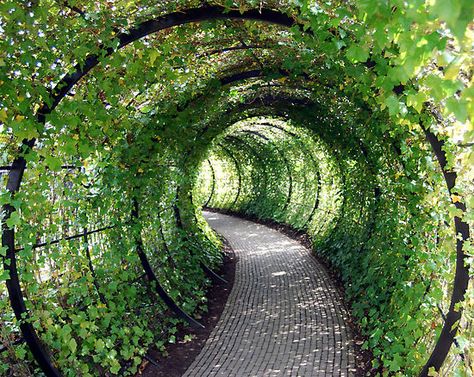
[183,212,355,376]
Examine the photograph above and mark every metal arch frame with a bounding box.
[44,7,295,115]
[215,144,243,210]
[308,134,347,240]
[1,9,296,375]
[183,82,471,375]
[224,135,270,209]
[239,130,294,213]
[156,208,179,271]
[256,124,316,222]
[320,138,379,254]
[306,169,322,227]
[250,122,322,228]
[420,126,470,374]
[197,44,275,59]
[186,190,229,285]
[131,198,204,329]
[221,107,379,249]
[170,138,230,284]
[254,123,372,235]
[203,159,216,208]
[255,122,384,242]
[215,96,381,224]
[172,192,228,285]
[82,228,108,305]
[353,140,383,255]
[0,4,468,375]
[218,116,330,228]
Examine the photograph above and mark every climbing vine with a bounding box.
[0,0,472,376]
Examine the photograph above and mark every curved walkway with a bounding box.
[184,212,355,377]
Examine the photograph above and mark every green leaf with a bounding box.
[406,92,427,113]
[0,246,7,257]
[385,95,400,116]
[95,339,105,353]
[68,338,77,354]
[346,44,369,63]
[432,0,461,34]
[15,346,27,360]
[45,155,62,172]
[446,97,468,123]
[0,109,8,122]
[149,50,160,66]
[5,211,21,228]
[110,360,121,374]
[0,269,10,281]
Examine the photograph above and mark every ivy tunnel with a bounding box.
[0,1,472,376]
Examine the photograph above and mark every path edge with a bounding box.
[204,207,376,376]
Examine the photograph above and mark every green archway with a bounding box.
[0,1,471,376]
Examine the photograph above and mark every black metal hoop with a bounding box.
[1,5,469,376]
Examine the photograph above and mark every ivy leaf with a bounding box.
[448,204,464,219]
[0,109,7,123]
[0,246,7,257]
[385,95,400,116]
[389,354,402,372]
[5,211,21,228]
[406,92,427,113]
[110,360,121,374]
[432,0,461,36]
[0,269,10,281]
[149,50,160,66]
[45,155,62,172]
[95,339,105,353]
[346,45,369,63]
[456,335,469,351]
[373,24,389,49]
[68,338,77,354]
[446,97,468,123]
[15,346,27,360]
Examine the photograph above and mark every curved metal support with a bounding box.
[304,169,321,228]
[83,229,107,305]
[216,144,242,209]
[3,204,61,376]
[197,44,274,58]
[313,150,346,238]
[200,262,228,285]
[198,92,472,373]
[45,7,294,114]
[1,9,297,374]
[253,122,321,227]
[0,2,467,373]
[240,130,293,213]
[156,213,178,270]
[224,135,268,208]
[132,199,204,329]
[419,125,470,375]
[258,122,379,240]
[173,195,227,285]
[203,159,216,208]
[188,189,229,285]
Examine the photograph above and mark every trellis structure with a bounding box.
[0,1,472,376]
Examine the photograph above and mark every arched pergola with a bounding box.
[0,2,471,376]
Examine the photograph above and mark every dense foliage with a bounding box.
[195,111,466,374]
[0,0,472,376]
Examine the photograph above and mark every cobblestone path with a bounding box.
[183,212,355,377]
